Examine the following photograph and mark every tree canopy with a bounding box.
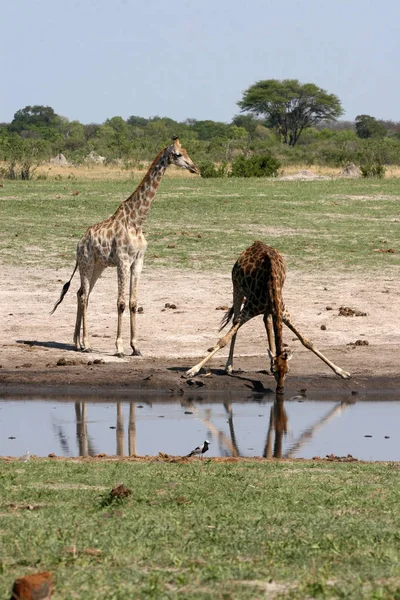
[355,115,387,139]
[238,79,344,146]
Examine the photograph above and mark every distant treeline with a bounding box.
[1,105,400,180]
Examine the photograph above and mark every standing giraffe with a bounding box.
[185,241,350,392]
[51,138,199,356]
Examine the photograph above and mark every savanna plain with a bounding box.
[1,168,400,598]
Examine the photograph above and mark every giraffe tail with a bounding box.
[219,306,234,331]
[50,261,78,315]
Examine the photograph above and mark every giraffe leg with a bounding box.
[79,273,92,352]
[224,289,244,374]
[115,264,129,357]
[185,320,242,378]
[74,264,104,351]
[185,304,258,378]
[283,310,351,379]
[73,287,84,350]
[264,313,276,356]
[129,255,144,356]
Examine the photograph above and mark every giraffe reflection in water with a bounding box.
[74,402,137,457]
[72,396,353,458]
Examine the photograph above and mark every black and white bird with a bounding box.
[187,440,210,458]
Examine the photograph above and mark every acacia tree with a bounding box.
[238,79,344,146]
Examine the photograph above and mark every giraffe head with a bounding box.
[267,349,293,393]
[168,137,199,174]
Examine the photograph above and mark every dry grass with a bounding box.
[34,163,199,181]
[3,160,400,181]
[280,163,400,177]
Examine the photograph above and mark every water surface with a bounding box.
[1,394,398,460]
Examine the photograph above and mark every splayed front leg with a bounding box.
[185,321,241,378]
[283,311,350,379]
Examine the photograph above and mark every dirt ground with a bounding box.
[1,263,399,398]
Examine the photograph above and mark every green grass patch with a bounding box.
[1,177,399,272]
[1,460,400,598]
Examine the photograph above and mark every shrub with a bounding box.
[199,161,227,178]
[230,154,281,177]
[360,163,386,178]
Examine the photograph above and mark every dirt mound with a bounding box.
[49,153,69,166]
[85,151,106,164]
[338,163,362,178]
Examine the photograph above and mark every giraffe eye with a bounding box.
[174,152,182,158]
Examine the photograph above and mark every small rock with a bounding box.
[184,411,193,414]
[56,358,67,366]
[167,243,176,248]
[137,306,144,313]
[384,436,390,439]
[320,324,327,331]
[326,306,333,311]
[93,358,105,365]
[364,434,372,438]
[215,305,229,311]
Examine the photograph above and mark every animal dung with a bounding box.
[10,571,54,600]
[338,306,367,317]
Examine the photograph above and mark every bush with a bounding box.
[360,163,386,178]
[230,154,281,177]
[199,161,227,178]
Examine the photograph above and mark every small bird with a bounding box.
[187,440,210,458]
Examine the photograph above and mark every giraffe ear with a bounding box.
[172,136,181,151]
[283,350,294,361]
[267,348,275,361]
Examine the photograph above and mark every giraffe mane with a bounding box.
[129,145,170,197]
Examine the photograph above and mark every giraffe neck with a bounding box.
[120,147,170,227]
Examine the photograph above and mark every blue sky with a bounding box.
[1,0,399,124]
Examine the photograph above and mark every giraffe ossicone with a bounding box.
[185,240,350,393]
[51,138,199,357]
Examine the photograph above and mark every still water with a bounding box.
[1,395,399,461]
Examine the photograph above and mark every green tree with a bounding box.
[231,114,259,135]
[10,105,61,133]
[238,79,343,146]
[103,116,132,157]
[191,120,231,140]
[59,120,87,152]
[355,115,387,139]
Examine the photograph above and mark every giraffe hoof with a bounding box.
[131,349,142,357]
[184,369,197,379]
[81,347,93,353]
[115,352,125,358]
